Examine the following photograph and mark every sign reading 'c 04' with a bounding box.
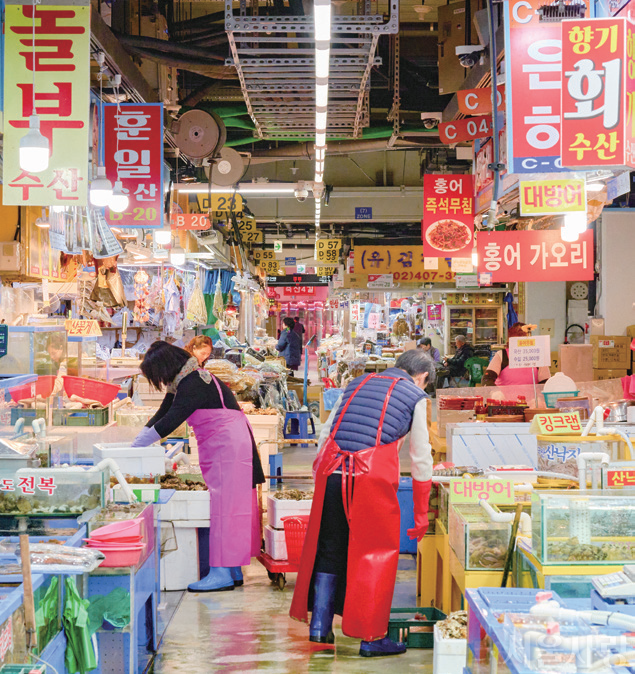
[439,116,493,145]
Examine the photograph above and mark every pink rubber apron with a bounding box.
[187,375,260,567]
[496,350,539,386]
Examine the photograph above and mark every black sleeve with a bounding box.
[146,392,175,428]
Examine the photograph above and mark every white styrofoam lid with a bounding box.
[543,371,577,392]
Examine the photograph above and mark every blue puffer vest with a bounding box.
[332,368,426,453]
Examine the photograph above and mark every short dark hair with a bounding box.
[418,337,432,347]
[283,317,295,330]
[395,350,435,381]
[141,340,191,390]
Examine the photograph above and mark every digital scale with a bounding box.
[592,566,635,614]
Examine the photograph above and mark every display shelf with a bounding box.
[445,305,503,353]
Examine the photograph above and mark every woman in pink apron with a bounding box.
[132,341,264,592]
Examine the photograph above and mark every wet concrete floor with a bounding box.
[151,556,434,673]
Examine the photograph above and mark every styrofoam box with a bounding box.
[159,490,210,521]
[432,623,467,674]
[446,423,537,469]
[93,442,166,476]
[160,523,201,591]
[264,524,287,561]
[267,494,312,529]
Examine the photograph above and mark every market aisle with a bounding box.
[151,557,433,673]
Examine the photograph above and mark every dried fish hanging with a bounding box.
[212,279,224,328]
[133,269,150,323]
[186,270,207,325]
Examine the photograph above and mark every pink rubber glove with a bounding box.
[407,479,432,541]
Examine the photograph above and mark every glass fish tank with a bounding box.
[67,335,106,380]
[0,327,67,377]
[532,490,635,565]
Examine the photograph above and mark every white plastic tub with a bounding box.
[93,442,166,476]
[432,623,467,674]
[159,490,210,521]
[267,494,312,529]
[160,523,201,591]
[264,524,287,560]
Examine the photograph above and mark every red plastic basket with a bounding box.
[9,375,57,402]
[282,515,310,564]
[62,376,120,406]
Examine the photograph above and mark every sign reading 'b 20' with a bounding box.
[561,17,635,170]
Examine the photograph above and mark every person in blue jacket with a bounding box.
[276,317,302,373]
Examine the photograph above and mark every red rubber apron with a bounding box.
[290,374,404,642]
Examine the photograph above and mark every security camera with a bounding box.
[455,45,485,68]
[294,182,309,202]
[420,112,443,129]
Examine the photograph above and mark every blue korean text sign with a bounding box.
[355,207,372,220]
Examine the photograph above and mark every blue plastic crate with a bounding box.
[397,477,416,554]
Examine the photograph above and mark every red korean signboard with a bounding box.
[606,469,635,487]
[422,175,474,258]
[171,213,211,230]
[3,2,90,206]
[504,0,591,173]
[561,18,635,169]
[457,86,506,116]
[476,230,594,282]
[104,103,164,228]
[439,116,492,144]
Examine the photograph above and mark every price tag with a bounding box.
[530,411,582,436]
[449,478,515,505]
[451,258,474,273]
[508,335,551,369]
[195,193,243,213]
[316,238,342,263]
[64,319,102,337]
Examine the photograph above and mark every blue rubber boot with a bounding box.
[187,567,235,592]
[359,636,407,657]
[230,567,244,587]
[309,572,337,644]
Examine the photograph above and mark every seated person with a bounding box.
[417,337,441,364]
[441,335,474,384]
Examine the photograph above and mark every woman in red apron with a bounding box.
[290,351,435,657]
[132,341,264,591]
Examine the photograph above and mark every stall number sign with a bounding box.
[235,215,262,243]
[605,469,635,488]
[196,193,243,213]
[316,267,337,276]
[260,260,281,275]
[449,478,515,504]
[0,476,57,494]
[171,213,211,231]
[439,116,493,145]
[316,239,342,263]
[508,335,551,369]
[253,250,275,261]
[64,319,102,337]
[531,412,582,436]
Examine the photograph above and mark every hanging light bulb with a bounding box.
[170,246,186,266]
[19,116,49,173]
[34,208,49,229]
[471,247,478,268]
[90,166,113,207]
[109,180,129,213]
[564,211,587,234]
[560,225,579,242]
[154,228,172,245]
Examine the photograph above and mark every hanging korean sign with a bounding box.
[474,131,518,214]
[476,230,594,282]
[503,0,590,173]
[561,18,635,170]
[519,179,586,215]
[354,245,455,281]
[422,175,474,258]
[3,1,90,206]
[104,103,163,228]
[457,86,506,116]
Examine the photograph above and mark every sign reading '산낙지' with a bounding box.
[3,2,90,206]
[476,230,594,282]
[422,174,474,259]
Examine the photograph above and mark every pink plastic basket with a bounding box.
[9,375,57,402]
[62,376,120,406]
[90,519,144,540]
[282,515,310,564]
[94,546,144,568]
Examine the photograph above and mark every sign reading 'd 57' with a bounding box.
[439,116,492,144]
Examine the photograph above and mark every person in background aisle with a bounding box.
[276,317,302,374]
[185,335,213,367]
[441,334,474,385]
[131,341,265,592]
[481,322,549,386]
[293,316,306,344]
[417,337,441,364]
[290,350,435,658]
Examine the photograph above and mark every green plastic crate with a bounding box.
[10,406,108,426]
[387,607,446,648]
